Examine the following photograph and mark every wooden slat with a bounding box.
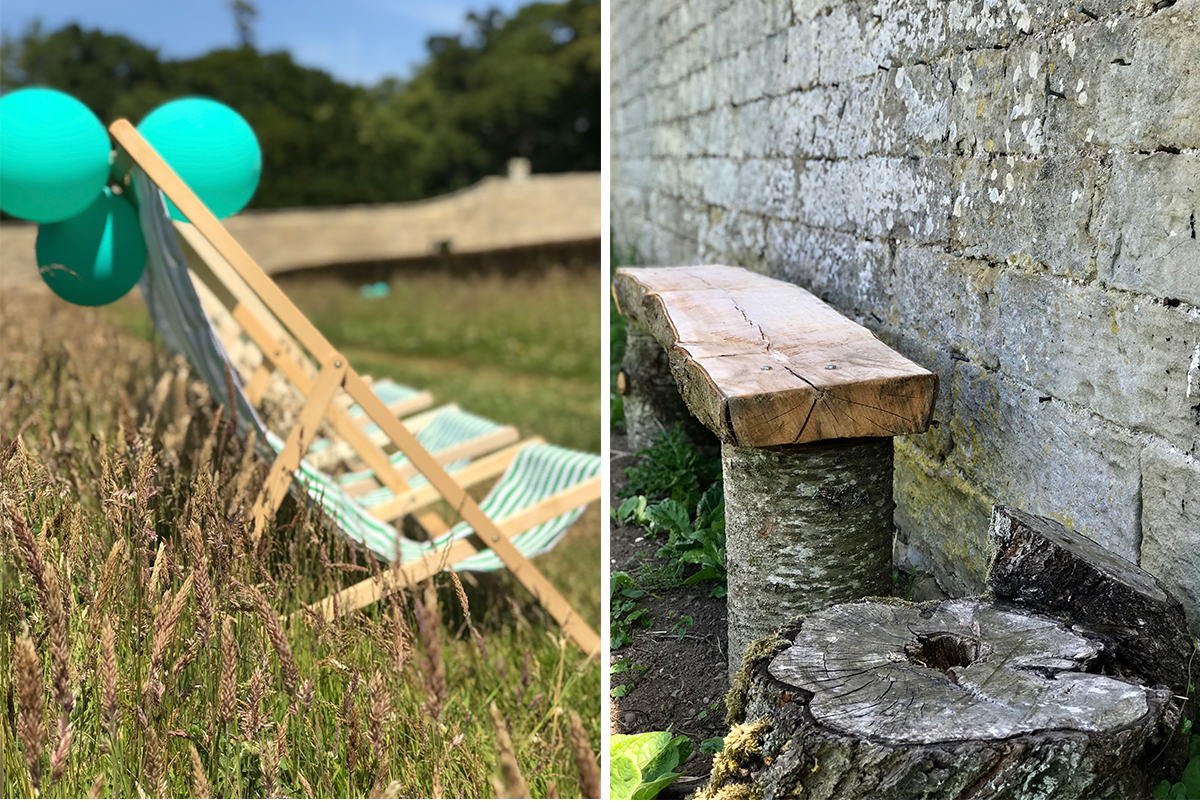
[362,438,541,520]
[251,357,346,537]
[244,364,272,406]
[311,473,601,626]
[342,368,599,656]
[612,265,939,447]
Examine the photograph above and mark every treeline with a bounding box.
[0,1,599,210]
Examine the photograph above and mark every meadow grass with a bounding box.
[1,285,601,799]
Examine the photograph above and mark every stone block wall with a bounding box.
[611,0,1200,631]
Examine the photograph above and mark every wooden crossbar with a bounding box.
[111,119,600,656]
[309,473,602,623]
[251,356,346,537]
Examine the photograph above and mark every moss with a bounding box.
[691,782,761,800]
[698,718,773,799]
[724,632,786,725]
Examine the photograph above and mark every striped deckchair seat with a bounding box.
[339,406,507,505]
[280,435,600,570]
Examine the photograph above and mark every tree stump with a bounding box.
[705,599,1180,800]
[619,323,716,452]
[723,438,894,679]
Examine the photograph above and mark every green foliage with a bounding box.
[610,731,693,800]
[700,737,726,754]
[614,482,727,598]
[666,611,694,640]
[619,423,722,508]
[610,571,652,649]
[610,657,648,699]
[0,1,599,212]
[1153,736,1200,799]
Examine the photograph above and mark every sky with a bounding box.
[0,0,529,86]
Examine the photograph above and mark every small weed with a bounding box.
[620,424,721,508]
[700,737,726,754]
[611,571,652,649]
[611,684,631,698]
[666,611,694,640]
[892,567,922,601]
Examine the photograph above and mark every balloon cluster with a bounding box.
[0,88,261,306]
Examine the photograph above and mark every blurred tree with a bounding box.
[229,0,259,50]
[0,0,599,210]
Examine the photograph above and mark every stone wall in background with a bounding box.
[611,0,1200,631]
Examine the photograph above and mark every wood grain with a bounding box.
[613,265,938,447]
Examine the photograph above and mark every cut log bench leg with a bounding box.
[619,323,717,452]
[613,265,939,678]
[723,438,894,678]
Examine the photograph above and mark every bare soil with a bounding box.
[609,432,729,799]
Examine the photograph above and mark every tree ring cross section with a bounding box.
[612,265,940,678]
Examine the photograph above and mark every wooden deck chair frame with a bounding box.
[110,120,601,657]
[188,260,528,485]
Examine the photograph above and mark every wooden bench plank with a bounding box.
[612,265,938,447]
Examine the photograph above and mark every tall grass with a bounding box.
[0,293,600,798]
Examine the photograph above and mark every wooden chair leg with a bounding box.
[250,357,347,538]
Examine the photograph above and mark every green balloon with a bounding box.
[0,87,112,223]
[36,187,147,307]
[137,97,261,221]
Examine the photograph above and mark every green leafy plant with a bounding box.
[1152,735,1200,799]
[700,737,726,754]
[620,424,721,508]
[611,571,652,649]
[610,731,694,800]
[615,482,727,597]
[667,611,694,640]
[1154,638,1197,799]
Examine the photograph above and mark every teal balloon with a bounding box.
[36,187,147,307]
[0,87,111,223]
[137,97,261,221]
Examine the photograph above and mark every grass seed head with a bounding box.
[44,562,74,715]
[217,616,237,727]
[7,494,48,605]
[489,702,528,800]
[568,711,600,799]
[15,634,47,792]
[240,579,300,697]
[189,742,210,799]
[100,617,120,737]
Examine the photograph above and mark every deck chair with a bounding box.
[112,120,601,656]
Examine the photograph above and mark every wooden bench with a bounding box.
[612,265,939,676]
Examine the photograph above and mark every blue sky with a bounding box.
[1,0,529,86]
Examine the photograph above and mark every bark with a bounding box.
[707,599,1180,800]
[723,438,893,679]
[620,323,716,452]
[987,505,1197,778]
